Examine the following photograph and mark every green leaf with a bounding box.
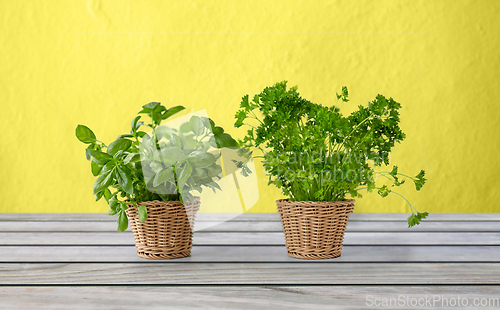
[138,102,167,125]
[131,116,142,133]
[117,134,134,139]
[117,210,128,232]
[212,126,224,135]
[389,166,404,186]
[124,153,141,165]
[194,168,208,178]
[88,149,113,165]
[252,94,260,105]
[377,185,391,198]
[180,122,191,133]
[171,134,183,148]
[75,125,96,144]
[152,107,167,124]
[206,164,222,177]
[85,145,92,161]
[208,118,216,132]
[91,160,102,176]
[93,165,114,195]
[189,116,205,136]
[181,134,197,150]
[336,86,349,102]
[389,166,398,178]
[214,133,238,148]
[160,146,185,163]
[162,105,185,120]
[206,181,222,192]
[107,139,132,156]
[366,179,376,192]
[200,117,212,130]
[103,188,112,203]
[188,151,217,168]
[137,205,148,222]
[108,197,119,215]
[208,137,218,148]
[95,190,104,202]
[413,170,426,191]
[234,110,247,128]
[240,94,250,109]
[153,167,174,187]
[113,150,124,158]
[119,201,129,211]
[155,126,173,140]
[407,211,429,228]
[138,102,160,114]
[115,166,134,195]
[150,161,164,174]
[176,161,193,188]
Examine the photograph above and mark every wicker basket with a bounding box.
[276,199,354,259]
[125,198,200,259]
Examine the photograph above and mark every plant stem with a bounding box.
[377,171,415,180]
[390,190,416,213]
[355,186,416,213]
[249,111,264,125]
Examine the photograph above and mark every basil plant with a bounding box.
[76,102,238,231]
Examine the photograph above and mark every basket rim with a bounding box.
[276,199,355,205]
[126,197,201,207]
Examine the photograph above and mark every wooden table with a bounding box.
[1,213,499,309]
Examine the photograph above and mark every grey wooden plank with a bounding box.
[0,221,281,232]
[0,213,115,222]
[1,232,500,246]
[0,221,129,232]
[2,213,500,222]
[1,221,500,232]
[0,213,279,222]
[1,263,499,285]
[352,213,500,221]
[3,286,499,310]
[0,245,499,262]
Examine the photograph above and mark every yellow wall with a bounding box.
[1,0,499,213]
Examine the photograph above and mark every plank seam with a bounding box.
[1,283,499,287]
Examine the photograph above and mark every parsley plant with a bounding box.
[235,81,428,227]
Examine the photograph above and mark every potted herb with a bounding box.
[76,102,238,259]
[234,81,428,259]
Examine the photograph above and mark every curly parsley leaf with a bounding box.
[377,184,391,198]
[414,170,426,191]
[407,211,429,228]
[336,86,349,102]
[234,110,247,128]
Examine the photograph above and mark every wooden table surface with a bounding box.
[1,213,499,309]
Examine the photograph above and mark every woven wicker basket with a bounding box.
[125,198,200,259]
[276,199,354,259]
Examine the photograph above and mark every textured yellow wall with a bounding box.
[1,1,500,213]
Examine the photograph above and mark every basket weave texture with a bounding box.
[125,198,200,259]
[276,199,354,259]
